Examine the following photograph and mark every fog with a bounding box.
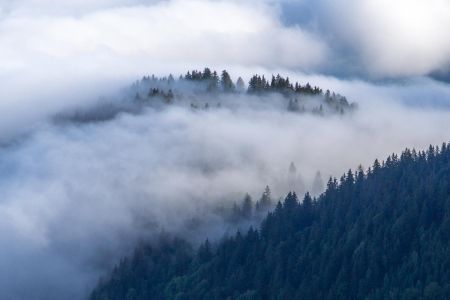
[0,75,449,299]
[0,0,449,299]
[0,0,326,138]
[1,0,448,138]
[278,0,450,77]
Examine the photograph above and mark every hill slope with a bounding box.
[56,68,355,124]
[91,143,450,300]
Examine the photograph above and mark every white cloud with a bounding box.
[0,0,329,137]
[284,0,450,77]
[0,1,449,298]
[341,0,450,76]
[0,75,449,299]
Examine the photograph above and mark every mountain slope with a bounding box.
[55,68,355,124]
[91,143,450,300]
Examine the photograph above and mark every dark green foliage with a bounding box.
[91,237,193,300]
[248,74,270,93]
[184,68,219,92]
[91,149,450,299]
[248,73,324,97]
[56,68,354,124]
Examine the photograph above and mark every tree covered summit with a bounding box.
[134,68,356,115]
[56,68,356,124]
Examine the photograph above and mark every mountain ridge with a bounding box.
[91,143,450,300]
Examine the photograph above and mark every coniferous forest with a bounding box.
[91,144,450,300]
[2,2,450,300]
[56,68,355,124]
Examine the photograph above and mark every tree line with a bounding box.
[54,68,356,124]
[134,68,356,115]
[91,142,450,300]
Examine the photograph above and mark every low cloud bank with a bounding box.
[0,74,449,299]
[0,1,448,299]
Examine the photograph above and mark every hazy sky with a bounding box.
[0,1,449,299]
[1,0,449,78]
[0,0,448,135]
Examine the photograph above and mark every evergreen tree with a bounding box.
[256,186,272,212]
[311,171,324,196]
[220,70,235,92]
[92,143,450,300]
[241,194,253,219]
[236,77,245,92]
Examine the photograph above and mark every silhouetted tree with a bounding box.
[312,171,324,196]
[256,185,272,212]
[236,77,245,92]
[220,70,235,92]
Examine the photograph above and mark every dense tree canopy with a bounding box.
[91,143,450,300]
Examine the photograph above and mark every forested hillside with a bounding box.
[56,68,355,123]
[136,68,355,114]
[91,143,450,300]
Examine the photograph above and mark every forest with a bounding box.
[1,1,449,299]
[91,143,450,300]
[56,68,356,124]
[136,68,354,114]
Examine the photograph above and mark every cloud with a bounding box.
[0,0,328,139]
[0,74,450,299]
[334,0,450,77]
[279,0,450,77]
[0,0,448,139]
[0,1,449,299]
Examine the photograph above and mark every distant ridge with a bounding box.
[55,68,356,124]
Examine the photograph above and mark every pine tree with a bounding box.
[311,171,324,196]
[92,144,450,300]
[241,194,253,218]
[220,70,235,92]
[256,186,272,212]
[236,77,245,92]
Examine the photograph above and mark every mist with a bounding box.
[2,0,448,138]
[0,0,449,299]
[0,73,449,299]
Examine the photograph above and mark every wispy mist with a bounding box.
[0,74,449,299]
[0,0,449,299]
